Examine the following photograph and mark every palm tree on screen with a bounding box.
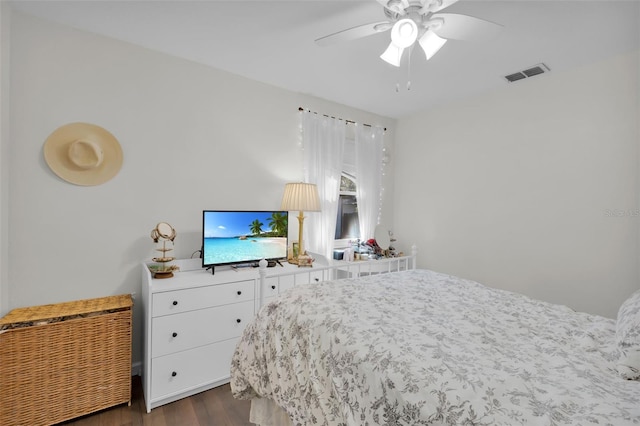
[249,220,263,236]
[269,212,288,237]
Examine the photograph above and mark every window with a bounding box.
[335,174,360,241]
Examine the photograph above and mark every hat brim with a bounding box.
[44,122,123,186]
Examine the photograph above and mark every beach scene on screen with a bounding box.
[203,211,288,265]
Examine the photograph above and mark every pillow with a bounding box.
[616,289,640,380]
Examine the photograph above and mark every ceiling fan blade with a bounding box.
[315,21,392,47]
[432,13,503,42]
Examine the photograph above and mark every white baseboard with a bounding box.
[131,361,142,377]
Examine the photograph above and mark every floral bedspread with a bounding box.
[230,269,640,425]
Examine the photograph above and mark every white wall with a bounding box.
[395,50,640,319]
[0,2,10,316]
[5,11,396,364]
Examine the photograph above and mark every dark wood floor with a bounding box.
[58,376,252,426]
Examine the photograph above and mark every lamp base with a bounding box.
[288,253,313,267]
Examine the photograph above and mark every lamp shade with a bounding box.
[418,29,447,60]
[390,19,418,48]
[280,182,321,212]
[380,42,404,67]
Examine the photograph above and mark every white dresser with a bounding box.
[141,265,250,412]
[140,250,416,412]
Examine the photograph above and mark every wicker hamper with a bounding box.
[0,294,132,426]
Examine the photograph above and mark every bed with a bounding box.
[230,269,640,425]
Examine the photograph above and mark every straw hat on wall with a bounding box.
[43,122,123,186]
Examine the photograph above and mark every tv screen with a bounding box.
[202,210,288,268]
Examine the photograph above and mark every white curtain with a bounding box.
[301,111,346,260]
[355,123,385,242]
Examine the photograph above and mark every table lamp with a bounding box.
[280,182,320,265]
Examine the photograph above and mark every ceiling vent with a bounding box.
[504,63,550,83]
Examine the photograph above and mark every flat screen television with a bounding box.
[202,210,288,272]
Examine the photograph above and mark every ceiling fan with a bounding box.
[315,0,503,67]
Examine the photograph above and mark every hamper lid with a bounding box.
[0,294,132,328]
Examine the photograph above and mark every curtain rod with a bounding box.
[298,107,386,132]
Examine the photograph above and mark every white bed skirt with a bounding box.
[249,398,293,426]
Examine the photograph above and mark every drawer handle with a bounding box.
[314,278,319,282]
[172,332,178,338]
[171,371,177,377]
[271,285,276,290]
[237,290,242,295]
[236,319,241,323]
[172,301,178,306]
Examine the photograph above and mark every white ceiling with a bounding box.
[9,0,640,118]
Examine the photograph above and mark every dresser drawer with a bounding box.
[294,269,326,285]
[278,274,296,292]
[152,280,254,317]
[263,277,281,298]
[151,300,254,357]
[265,272,323,295]
[150,338,238,401]
[265,274,296,294]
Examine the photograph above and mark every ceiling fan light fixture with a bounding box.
[390,18,418,48]
[418,29,447,60]
[385,0,410,15]
[380,42,404,67]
